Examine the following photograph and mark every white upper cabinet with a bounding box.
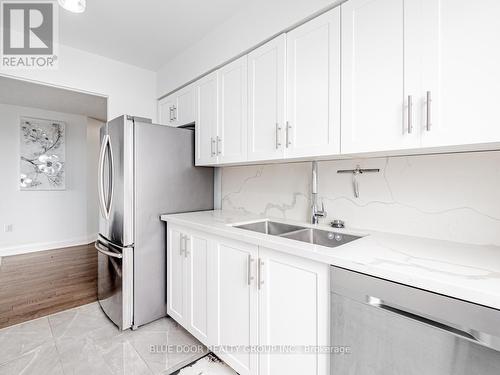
[341,0,421,154]
[175,84,196,126]
[195,72,218,166]
[420,0,500,148]
[247,34,287,161]
[158,84,196,127]
[342,0,500,154]
[286,7,341,158]
[218,56,249,164]
[176,0,500,165]
[158,94,176,126]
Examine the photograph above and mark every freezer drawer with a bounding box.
[330,266,500,375]
[96,237,133,330]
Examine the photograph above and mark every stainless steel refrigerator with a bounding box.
[96,115,213,330]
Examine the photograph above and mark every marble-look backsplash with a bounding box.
[221,151,500,246]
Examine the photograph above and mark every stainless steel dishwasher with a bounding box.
[330,266,500,375]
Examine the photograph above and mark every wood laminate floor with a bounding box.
[0,243,97,329]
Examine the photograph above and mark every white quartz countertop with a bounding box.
[161,210,500,310]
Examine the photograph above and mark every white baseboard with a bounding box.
[0,233,98,257]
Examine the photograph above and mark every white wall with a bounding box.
[0,103,102,255]
[86,118,102,238]
[221,152,500,246]
[157,0,341,96]
[0,44,157,121]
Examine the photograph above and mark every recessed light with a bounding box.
[58,0,86,13]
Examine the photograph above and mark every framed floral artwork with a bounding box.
[19,117,66,190]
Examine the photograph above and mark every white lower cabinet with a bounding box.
[214,238,259,375]
[258,247,330,375]
[166,227,188,325]
[186,232,216,344]
[166,224,330,375]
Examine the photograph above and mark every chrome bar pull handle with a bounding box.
[275,123,281,149]
[210,137,215,156]
[173,105,177,121]
[184,236,190,258]
[258,259,265,290]
[407,95,413,134]
[286,121,292,147]
[169,106,174,122]
[216,136,222,155]
[367,296,481,344]
[247,255,255,286]
[179,234,185,256]
[426,91,432,131]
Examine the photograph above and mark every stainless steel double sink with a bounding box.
[233,220,361,248]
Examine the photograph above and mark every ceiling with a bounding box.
[59,0,249,71]
[0,76,108,121]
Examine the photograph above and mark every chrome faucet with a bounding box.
[311,161,327,224]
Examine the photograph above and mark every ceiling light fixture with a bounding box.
[58,0,86,13]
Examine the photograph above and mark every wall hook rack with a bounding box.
[337,165,380,198]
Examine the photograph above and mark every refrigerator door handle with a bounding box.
[107,137,115,217]
[98,135,109,219]
[98,135,115,220]
[95,240,123,259]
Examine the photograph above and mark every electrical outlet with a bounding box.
[4,224,13,233]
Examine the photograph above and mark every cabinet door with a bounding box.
[218,56,248,164]
[421,0,500,147]
[258,248,329,375]
[286,8,341,158]
[166,227,187,325]
[158,95,176,126]
[175,84,196,126]
[186,232,216,344]
[247,35,286,161]
[341,0,421,153]
[195,72,218,166]
[215,239,258,375]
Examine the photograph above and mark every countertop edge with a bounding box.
[161,213,500,311]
